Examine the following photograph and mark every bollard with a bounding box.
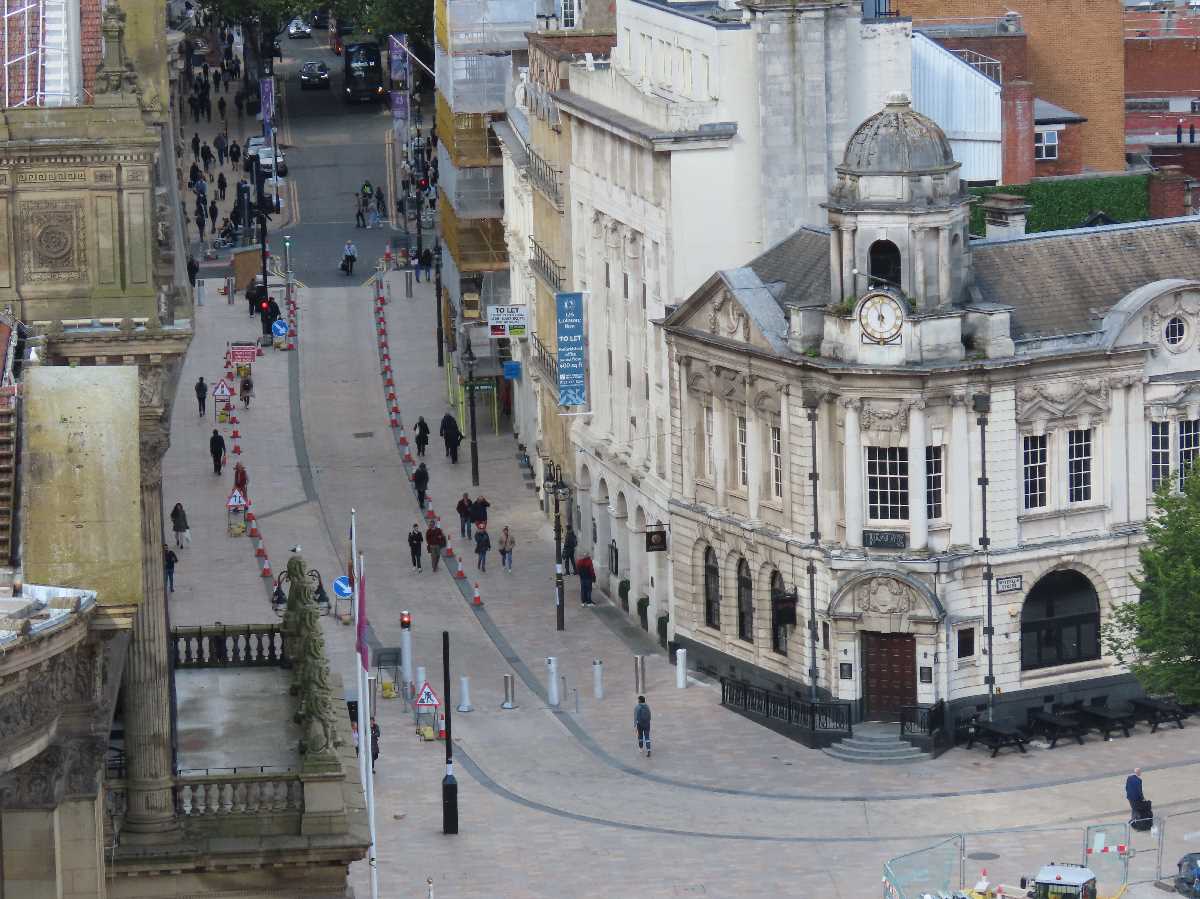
[457,676,473,712]
[573,688,579,714]
[592,659,604,700]
[633,655,646,693]
[675,647,688,689]
[196,279,205,307]
[501,673,516,709]
[416,665,426,691]
[546,657,560,707]
[400,623,413,699]
[405,269,413,299]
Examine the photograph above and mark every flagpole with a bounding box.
[359,551,380,899]
[350,510,367,800]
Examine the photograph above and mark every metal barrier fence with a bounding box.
[883,835,964,899]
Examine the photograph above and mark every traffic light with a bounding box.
[400,611,412,630]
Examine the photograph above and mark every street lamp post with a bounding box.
[804,391,822,701]
[462,342,480,487]
[434,242,444,368]
[974,393,995,722]
[546,461,567,632]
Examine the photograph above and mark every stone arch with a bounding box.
[828,569,944,634]
[869,239,902,289]
[576,463,593,492]
[1019,567,1101,671]
[1021,557,1117,614]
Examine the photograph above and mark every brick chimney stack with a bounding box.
[1001,80,1035,186]
[1149,165,1189,219]
[980,193,1032,239]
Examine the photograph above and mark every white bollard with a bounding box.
[675,648,688,689]
[546,657,559,707]
[501,673,516,709]
[592,659,604,700]
[457,676,473,712]
[400,625,413,698]
[416,666,426,691]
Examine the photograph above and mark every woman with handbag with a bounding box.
[170,502,191,548]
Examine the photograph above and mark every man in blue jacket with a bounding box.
[1126,767,1144,815]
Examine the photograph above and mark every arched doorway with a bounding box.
[1020,570,1101,670]
[703,546,720,630]
[576,464,593,555]
[869,239,902,290]
[736,559,753,642]
[613,491,629,589]
[631,506,648,623]
[593,478,611,579]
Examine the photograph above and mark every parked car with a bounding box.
[287,17,312,38]
[298,60,330,89]
[244,137,288,177]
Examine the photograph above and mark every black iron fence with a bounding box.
[900,700,953,757]
[720,677,852,747]
[171,624,289,669]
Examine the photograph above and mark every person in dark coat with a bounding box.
[186,255,199,287]
[195,209,206,241]
[370,717,380,773]
[163,545,178,593]
[208,199,218,230]
[470,495,490,530]
[191,132,200,159]
[414,416,430,457]
[1126,768,1145,816]
[407,524,423,571]
[576,554,596,605]
[217,171,227,201]
[169,502,190,548]
[413,462,429,509]
[229,140,241,167]
[194,376,207,416]
[425,522,446,571]
[456,493,473,539]
[562,525,578,574]
[474,526,491,571]
[210,428,226,475]
[439,413,461,461]
[200,141,213,172]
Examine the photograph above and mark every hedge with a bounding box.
[968,175,1150,236]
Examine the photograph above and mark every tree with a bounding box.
[1103,468,1200,704]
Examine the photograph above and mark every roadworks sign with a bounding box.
[415,681,440,708]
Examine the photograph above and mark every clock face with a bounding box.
[858,292,905,344]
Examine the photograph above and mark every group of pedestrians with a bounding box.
[185,130,251,247]
[162,501,191,594]
[354,181,388,230]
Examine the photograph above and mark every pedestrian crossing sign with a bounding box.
[415,681,440,708]
[212,379,234,398]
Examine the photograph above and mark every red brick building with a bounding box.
[1125,25,1200,144]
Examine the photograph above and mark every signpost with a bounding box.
[486,305,528,338]
[226,488,248,536]
[271,318,290,338]
[332,576,353,599]
[415,681,440,709]
[555,292,586,407]
[212,379,234,399]
[995,575,1023,594]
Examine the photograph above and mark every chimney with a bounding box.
[1001,80,1034,185]
[980,193,1032,239]
[1149,165,1189,219]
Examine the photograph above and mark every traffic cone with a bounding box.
[232,442,242,455]
[261,557,272,578]
[472,583,482,606]
[385,375,395,388]
[255,541,265,558]
[403,448,413,463]
[425,496,435,519]
[437,711,446,740]
[286,336,295,351]
[397,427,408,446]
[256,344,264,357]
[454,555,467,579]
[389,410,400,429]
[248,515,260,539]
[231,426,240,439]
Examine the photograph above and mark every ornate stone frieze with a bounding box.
[1016,379,1110,425]
[707,290,750,341]
[63,736,108,799]
[18,199,87,282]
[860,401,910,433]
[1143,289,1200,353]
[0,745,66,809]
[852,577,915,615]
[0,643,100,738]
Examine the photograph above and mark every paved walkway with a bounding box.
[161,261,1200,897]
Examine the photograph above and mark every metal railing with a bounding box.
[529,236,564,292]
[948,48,1001,84]
[527,146,563,210]
[719,677,853,744]
[170,624,289,669]
[899,700,945,737]
[529,331,557,389]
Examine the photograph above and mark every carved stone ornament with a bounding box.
[63,736,109,799]
[0,745,67,810]
[18,200,87,282]
[93,3,155,110]
[1143,290,1200,354]
[860,402,910,433]
[853,577,915,615]
[1017,379,1110,425]
[708,290,750,342]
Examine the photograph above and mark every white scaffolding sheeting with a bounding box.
[434,42,510,114]
[438,143,504,220]
[442,0,538,53]
[2,0,73,108]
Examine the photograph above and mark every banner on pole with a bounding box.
[555,292,586,407]
[388,34,406,84]
[259,77,275,142]
[356,556,369,671]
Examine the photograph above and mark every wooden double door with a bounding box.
[862,632,917,721]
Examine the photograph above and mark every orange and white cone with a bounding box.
[261,557,272,578]
[232,441,242,455]
[255,541,266,558]
[256,344,264,357]
[437,711,446,740]
[472,583,483,606]
[425,496,435,519]
[454,554,467,580]
[248,514,260,539]
[231,425,241,439]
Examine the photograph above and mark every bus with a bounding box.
[342,36,384,103]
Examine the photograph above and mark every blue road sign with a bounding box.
[271,318,290,338]
[332,576,353,599]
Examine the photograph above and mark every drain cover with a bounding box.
[967,852,1000,861]
[352,432,374,438]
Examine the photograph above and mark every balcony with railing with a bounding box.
[529,236,565,292]
[948,48,1002,84]
[437,90,503,169]
[438,143,505,220]
[527,146,563,210]
[530,331,557,391]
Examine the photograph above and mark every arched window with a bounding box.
[868,239,902,290]
[1020,570,1101,670]
[736,559,753,642]
[770,570,789,656]
[703,547,720,630]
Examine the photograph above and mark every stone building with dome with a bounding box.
[662,92,1200,745]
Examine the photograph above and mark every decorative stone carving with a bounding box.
[18,200,87,282]
[860,402,910,433]
[63,736,108,799]
[838,396,862,412]
[283,555,342,759]
[1017,379,1110,424]
[708,290,750,341]
[0,745,67,809]
[138,366,165,408]
[1143,290,1200,353]
[713,367,740,400]
[138,425,170,486]
[0,645,98,739]
[853,577,915,615]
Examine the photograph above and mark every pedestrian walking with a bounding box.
[414,416,430,457]
[163,545,178,593]
[194,378,207,417]
[426,522,446,571]
[341,240,357,276]
[189,160,201,187]
[188,93,199,122]
[498,526,516,572]
[375,185,386,216]
[413,462,429,509]
[187,255,199,287]
[351,720,360,756]
[239,375,253,409]
[170,502,191,548]
[233,461,249,499]
[418,248,432,281]
[407,524,424,570]
[208,199,218,230]
[470,495,490,531]
[229,140,241,168]
[234,90,244,119]
[355,195,367,229]
[201,141,213,172]
[1126,768,1154,831]
[217,171,227,201]
[195,210,206,241]
[577,554,596,605]
[562,525,577,574]
[218,95,227,120]
[203,92,212,122]
[210,428,226,475]
[214,132,227,166]
[368,204,381,229]
[191,132,200,159]
[474,526,491,571]
[440,412,461,460]
[634,695,652,757]
[370,717,380,773]
[456,493,473,539]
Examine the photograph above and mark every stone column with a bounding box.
[712,392,728,509]
[1128,377,1148,520]
[121,424,181,844]
[745,382,762,520]
[1109,377,1129,525]
[678,356,696,503]
[829,226,842,302]
[841,398,863,548]
[780,386,795,527]
[949,393,972,548]
[911,227,925,306]
[938,226,952,304]
[908,400,928,551]
[840,226,855,300]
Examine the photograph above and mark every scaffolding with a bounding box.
[437,143,504,220]
[436,90,503,168]
[434,0,539,54]
[434,41,511,115]
[440,189,508,273]
[2,0,71,108]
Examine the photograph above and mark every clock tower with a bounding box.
[820,93,975,365]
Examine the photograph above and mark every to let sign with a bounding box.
[487,304,528,338]
[555,292,586,407]
[995,575,1023,594]
[863,530,908,550]
[229,344,258,364]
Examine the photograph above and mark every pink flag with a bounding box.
[356,558,369,671]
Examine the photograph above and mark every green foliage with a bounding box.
[968,175,1150,236]
[359,0,434,49]
[1102,469,1200,704]
[828,298,856,317]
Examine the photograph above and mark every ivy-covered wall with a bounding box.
[969,175,1150,235]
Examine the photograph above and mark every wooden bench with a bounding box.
[1027,709,1087,748]
[966,720,1029,758]
[1130,697,1189,733]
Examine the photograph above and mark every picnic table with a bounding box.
[966,720,1029,758]
[1075,704,1135,740]
[1027,709,1087,748]
[1129,697,1188,733]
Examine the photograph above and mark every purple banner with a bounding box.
[259,77,274,141]
[389,34,406,84]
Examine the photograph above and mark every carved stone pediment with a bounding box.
[708,290,750,342]
[1017,380,1109,426]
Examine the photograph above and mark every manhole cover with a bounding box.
[967,852,1000,861]
[352,431,374,438]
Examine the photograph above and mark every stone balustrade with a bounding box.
[176,770,304,819]
[170,624,288,668]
